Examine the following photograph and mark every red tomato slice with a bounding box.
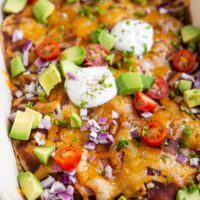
[85,44,109,66]
[172,49,196,72]
[146,76,169,100]
[36,38,60,61]
[133,92,157,112]
[54,147,82,171]
[142,121,168,147]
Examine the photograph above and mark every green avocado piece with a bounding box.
[66,0,77,4]
[33,0,55,24]
[3,0,27,13]
[117,196,127,200]
[59,59,80,77]
[18,171,43,200]
[176,188,200,200]
[184,89,200,108]
[34,146,55,165]
[61,46,86,65]
[89,29,104,43]
[9,111,34,140]
[116,72,143,95]
[10,56,25,78]
[70,112,82,128]
[98,30,117,50]
[181,25,200,43]
[39,63,61,96]
[25,108,42,129]
[178,80,192,94]
[141,74,155,91]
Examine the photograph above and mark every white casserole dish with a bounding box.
[0,0,199,199]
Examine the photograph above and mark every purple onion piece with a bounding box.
[162,139,178,156]
[66,185,74,196]
[50,181,66,194]
[97,132,109,139]
[12,29,23,42]
[105,165,114,180]
[98,117,107,125]
[194,74,200,89]
[42,118,52,129]
[34,57,50,68]
[61,174,71,185]
[156,2,169,9]
[23,40,33,51]
[80,125,88,132]
[84,141,96,150]
[23,50,29,66]
[58,193,73,200]
[67,72,77,80]
[41,176,55,189]
[98,139,109,144]
[147,167,161,176]
[176,154,188,164]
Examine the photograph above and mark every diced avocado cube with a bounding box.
[70,112,82,128]
[33,0,55,24]
[141,74,155,90]
[3,0,27,13]
[184,89,200,108]
[118,196,127,200]
[9,111,34,140]
[178,80,192,94]
[89,29,104,43]
[181,25,200,43]
[10,56,25,78]
[25,108,42,129]
[34,146,55,165]
[61,46,86,65]
[18,171,43,200]
[66,0,77,4]
[116,72,143,95]
[176,188,200,200]
[59,59,80,77]
[98,31,117,50]
[39,63,61,96]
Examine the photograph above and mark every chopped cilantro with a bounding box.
[183,125,192,136]
[141,126,150,136]
[134,11,147,18]
[27,101,33,109]
[38,92,47,102]
[59,25,65,31]
[72,138,78,142]
[80,100,88,108]
[171,41,181,49]
[143,43,147,55]
[79,6,94,19]
[54,119,69,128]
[117,138,129,149]
[160,154,169,162]
[169,91,176,98]
[95,7,105,15]
[108,66,115,74]
[117,196,127,200]
[105,53,115,65]
[66,0,77,3]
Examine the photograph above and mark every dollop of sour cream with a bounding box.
[111,19,154,56]
[65,67,117,108]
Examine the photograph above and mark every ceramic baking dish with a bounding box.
[0,0,199,199]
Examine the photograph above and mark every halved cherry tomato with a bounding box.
[28,0,36,3]
[133,92,157,112]
[142,121,168,147]
[54,147,82,171]
[36,38,60,61]
[172,49,196,72]
[146,76,169,100]
[85,44,109,66]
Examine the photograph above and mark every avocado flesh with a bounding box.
[9,111,33,140]
[184,89,200,108]
[3,0,27,13]
[25,108,42,129]
[70,112,82,128]
[39,63,62,96]
[141,74,155,91]
[178,80,192,94]
[59,59,80,77]
[61,46,86,65]
[10,56,25,78]
[176,188,200,200]
[34,146,55,165]
[116,72,143,95]
[181,25,200,43]
[98,30,116,50]
[33,0,55,24]
[18,171,43,200]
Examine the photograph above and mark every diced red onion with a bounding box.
[80,125,88,132]
[26,93,34,99]
[87,119,101,129]
[176,154,188,164]
[34,58,50,69]
[105,165,114,180]
[23,50,29,66]
[8,112,16,121]
[196,174,200,182]
[41,189,55,200]
[42,118,52,129]
[61,174,71,185]
[147,167,161,176]
[156,2,169,9]
[52,164,63,172]
[194,74,200,89]
[181,73,195,82]
[15,90,23,98]
[159,8,168,14]
[58,193,72,200]
[65,170,76,176]
[12,29,23,42]
[90,131,98,138]
[66,185,74,196]
[141,112,152,118]
[69,176,76,184]
[108,134,114,143]
[88,154,95,162]
[84,141,96,150]
[190,108,199,114]
[89,136,99,144]
[23,40,33,51]
[80,108,87,117]
[42,176,55,189]
[98,117,107,125]
[50,181,66,194]
[112,119,118,125]
[189,157,199,167]
[97,132,109,139]
[112,111,119,119]
[67,72,77,80]
[98,139,109,144]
